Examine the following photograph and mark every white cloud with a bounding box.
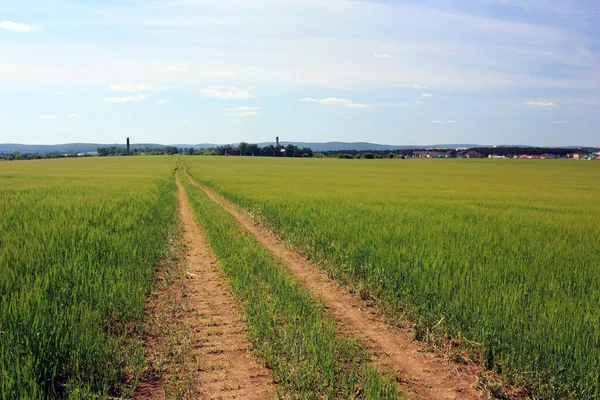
[526,100,556,107]
[414,100,424,105]
[430,120,443,123]
[228,106,260,112]
[54,92,70,97]
[447,120,458,123]
[341,116,353,119]
[300,97,369,109]
[110,83,153,92]
[180,120,189,123]
[1,21,38,32]
[225,106,259,116]
[554,120,567,124]
[301,97,351,105]
[431,120,459,124]
[422,93,433,97]
[104,94,148,102]
[225,111,257,117]
[413,84,429,89]
[347,102,370,109]
[201,85,253,99]
[156,99,171,104]
[38,115,58,119]
[109,83,152,92]
[68,113,83,118]
[374,53,392,59]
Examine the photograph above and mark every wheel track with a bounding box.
[183,167,486,400]
[141,172,276,399]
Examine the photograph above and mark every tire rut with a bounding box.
[183,168,486,400]
[174,172,275,399]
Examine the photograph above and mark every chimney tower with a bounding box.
[126,137,131,156]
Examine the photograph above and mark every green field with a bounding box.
[183,156,600,398]
[0,158,177,398]
[2,156,599,398]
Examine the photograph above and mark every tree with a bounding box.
[284,144,296,157]
[301,147,313,157]
[239,142,249,156]
[261,145,275,157]
[248,144,260,156]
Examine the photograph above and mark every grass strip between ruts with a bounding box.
[179,166,398,399]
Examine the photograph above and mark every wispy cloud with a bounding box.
[68,113,83,118]
[156,99,171,104]
[341,116,353,119]
[54,92,71,97]
[225,106,260,116]
[414,101,424,105]
[554,120,567,124]
[374,53,392,59]
[578,46,591,57]
[526,100,556,107]
[431,120,459,124]
[300,97,370,109]
[104,95,148,103]
[228,106,260,112]
[1,21,38,32]
[422,93,433,98]
[225,111,257,117]
[38,115,58,119]
[413,84,429,89]
[201,86,253,99]
[109,83,152,92]
[180,120,189,123]
[347,102,370,109]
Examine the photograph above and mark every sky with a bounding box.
[1,0,599,146]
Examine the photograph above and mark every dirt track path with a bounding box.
[173,172,275,399]
[184,169,485,400]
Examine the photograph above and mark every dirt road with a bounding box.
[139,173,276,399]
[184,169,485,400]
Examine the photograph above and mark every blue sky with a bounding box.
[1,0,599,146]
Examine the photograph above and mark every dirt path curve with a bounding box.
[184,169,485,400]
[174,172,275,399]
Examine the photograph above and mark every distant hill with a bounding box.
[0,142,592,154]
[1,142,483,154]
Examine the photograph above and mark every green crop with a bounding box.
[182,156,600,399]
[179,165,398,399]
[0,157,177,399]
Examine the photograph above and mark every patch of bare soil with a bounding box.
[135,173,275,399]
[185,170,487,400]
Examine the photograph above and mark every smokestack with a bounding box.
[276,136,279,146]
[126,137,130,156]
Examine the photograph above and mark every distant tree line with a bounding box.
[3,144,595,162]
[97,142,314,158]
[474,147,595,158]
[0,150,88,161]
[323,149,430,158]
[97,146,179,156]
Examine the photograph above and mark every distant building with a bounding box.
[414,151,442,158]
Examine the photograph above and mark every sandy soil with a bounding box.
[137,173,276,399]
